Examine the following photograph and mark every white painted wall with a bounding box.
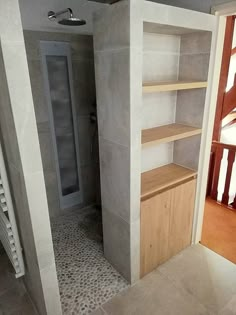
[19,0,105,34]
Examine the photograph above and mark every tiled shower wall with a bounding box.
[0,6,61,313]
[24,31,100,218]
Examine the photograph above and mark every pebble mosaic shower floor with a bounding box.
[51,207,129,315]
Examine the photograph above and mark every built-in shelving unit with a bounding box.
[94,0,215,283]
[143,80,207,93]
[141,163,197,201]
[142,123,202,146]
[140,7,213,278]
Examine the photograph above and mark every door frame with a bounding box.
[192,2,236,244]
[40,41,83,210]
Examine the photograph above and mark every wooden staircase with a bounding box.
[207,16,236,209]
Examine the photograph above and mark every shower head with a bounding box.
[58,17,86,26]
[48,8,86,26]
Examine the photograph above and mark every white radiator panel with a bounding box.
[0,140,25,277]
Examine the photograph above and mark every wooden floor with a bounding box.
[201,198,236,264]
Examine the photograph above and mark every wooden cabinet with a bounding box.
[140,179,196,278]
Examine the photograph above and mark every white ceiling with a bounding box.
[19,0,106,34]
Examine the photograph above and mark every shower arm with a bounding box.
[48,8,73,21]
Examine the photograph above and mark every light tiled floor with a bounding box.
[0,253,38,315]
[92,244,236,315]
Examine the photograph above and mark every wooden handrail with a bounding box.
[212,141,236,152]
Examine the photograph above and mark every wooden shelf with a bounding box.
[141,163,197,200]
[142,123,201,146]
[143,80,207,93]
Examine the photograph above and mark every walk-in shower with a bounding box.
[48,8,86,26]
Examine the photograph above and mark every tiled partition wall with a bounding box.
[24,31,100,218]
[94,0,142,283]
[0,1,61,314]
[94,0,216,283]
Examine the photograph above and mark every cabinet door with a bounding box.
[168,179,196,258]
[140,189,172,277]
[140,179,196,278]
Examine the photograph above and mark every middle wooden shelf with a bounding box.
[142,80,207,93]
[142,123,202,146]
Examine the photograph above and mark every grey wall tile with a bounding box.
[27,59,49,124]
[44,170,60,218]
[180,32,212,55]
[93,1,130,52]
[0,48,21,170]
[99,137,130,223]
[81,164,97,206]
[38,131,55,172]
[95,49,130,147]
[176,89,206,128]
[78,116,94,167]
[173,135,201,171]
[142,92,176,129]
[73,59,96,116]
[1,41,44,175]
[24,30,94,61]
[142,143,174,172]
[143,52,179,82]
[102,207,131,282]
[178,53,210,81]
[143,32,180,53]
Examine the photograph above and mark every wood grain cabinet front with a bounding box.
[140,179,196,278]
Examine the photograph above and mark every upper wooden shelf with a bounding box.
[143,80,207,93]
[141,163,197,201]
[142,123,201,146]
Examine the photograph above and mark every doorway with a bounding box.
[193,6,236,263]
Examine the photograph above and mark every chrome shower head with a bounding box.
[48,8,86,26]
[58,17,86,26]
